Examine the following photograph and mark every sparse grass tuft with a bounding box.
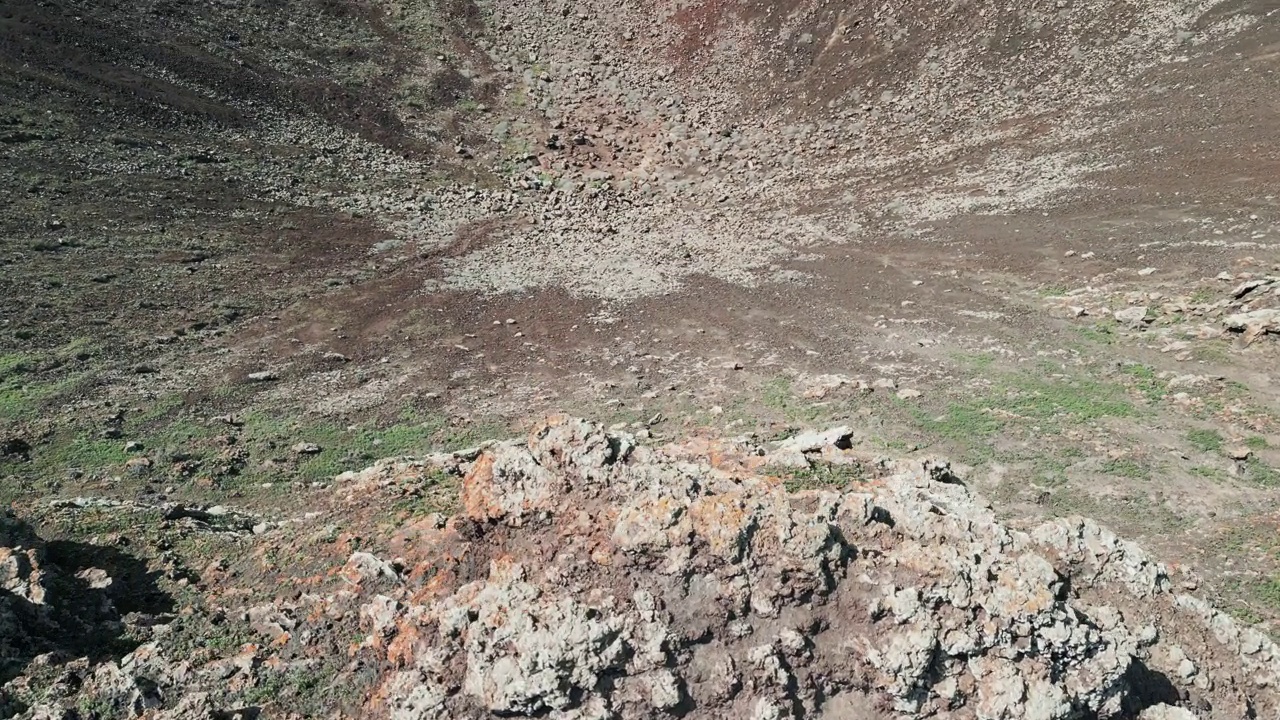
[919,372,1137,442]
[233,410,508,483]
[1187,428,1224,453]
[1246,436,1270,450]
[1031,453,1073,486]
[1011,376,1138,420]
[1253,577,1280,610]
[1075,322,1117,345]
[770,463,866,493]
[38,438,129,475]
[1227,604,1264,625]
[952,352,996,371]
[760,376,792,410]
[759,376,821,422]
[0,353,39,420]
[1192,343,1231,364]
[1101,457,1150,480]
[1190,465,1228,483]
[0,342,101,421]
[1188,287,1216,305]
[1246,459,1280,487]
[390,470,459,517]
[0,353,33,379]
[921,404,1004,441]
[1119,363,1164,403]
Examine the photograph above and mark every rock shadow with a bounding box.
[0,511,173,689]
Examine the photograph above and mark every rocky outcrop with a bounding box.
[9,418,1280,719]
[344,417,1280,719]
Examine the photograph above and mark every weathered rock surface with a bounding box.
[344,417,1280,719]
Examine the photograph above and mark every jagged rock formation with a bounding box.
[340,417,1280,719]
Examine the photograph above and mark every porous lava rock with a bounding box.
[342,417,1280,719]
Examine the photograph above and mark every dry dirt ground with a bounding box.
[3,0,1280,716]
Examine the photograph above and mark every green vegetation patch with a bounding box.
[918,372,1138,442]
[1074,322,1117,345]
[759,376,823,423]
[390,469,460,518]
[1190,465,1228,482]
[1246,459,1280,488]
[951,352,996,371]
[1247,577,1280,615]
[0,340,102,421]
[52,438,131,473]
[1118,363,1165,403]
[236,409,506,483]
[0,353,33,378]
[1101,457,1150,480]
[1187,428,1225,453]
[0,352,41,420]
[769,463,866,493]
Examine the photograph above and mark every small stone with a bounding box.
[778,629,807,654]
[1139,704,1200,720]
[1138,267,1157,276]
[1113,306,1150,326]
[124,440,144,453]
[292,442,322,455]
[76,567,113,590]
[896,388,923,400]
[246,371,277,382]
[346,551,399,581]
[1226,446,1251,461]
[647,670,682,709]
[751,698,786,720]
[125,457,153,475]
